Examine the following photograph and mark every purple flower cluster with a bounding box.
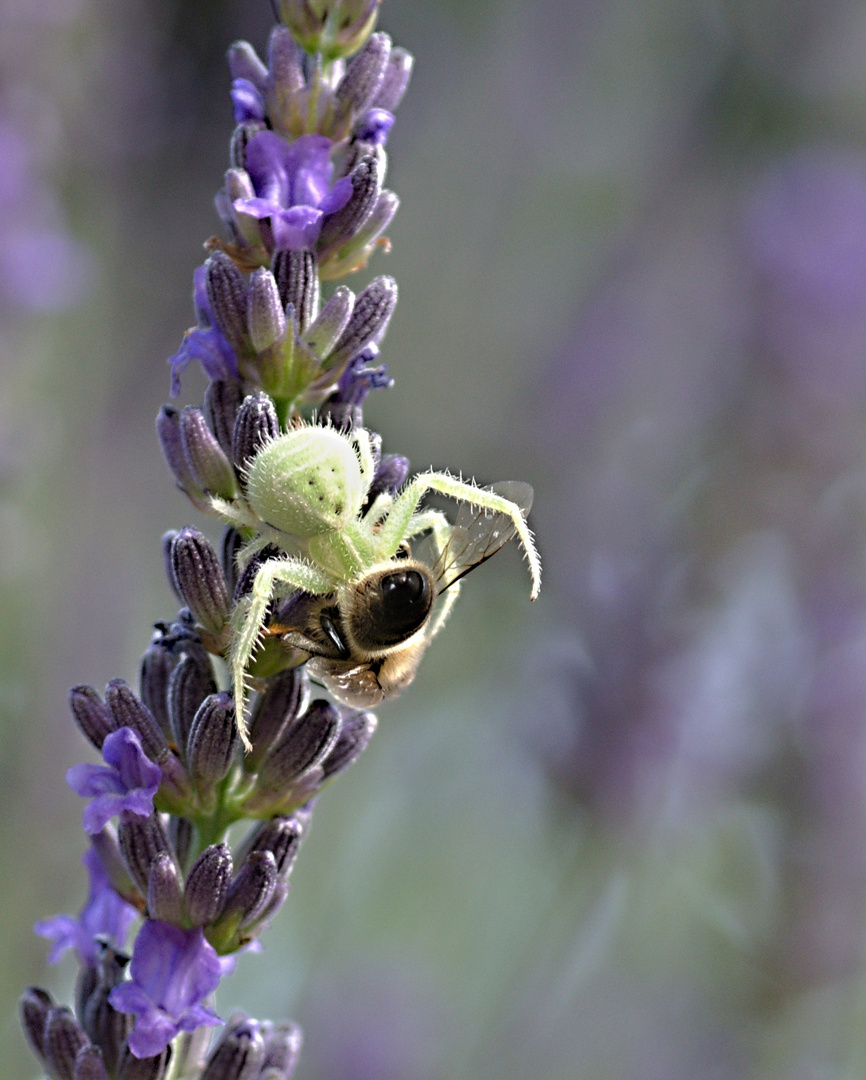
[24,3,411,1077]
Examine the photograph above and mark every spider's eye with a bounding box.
[348,567,434,650]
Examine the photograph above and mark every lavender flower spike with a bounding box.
[67,727,162,835]
[108,921,223,1059]
[35,848,139,968]
[234,131,353,251]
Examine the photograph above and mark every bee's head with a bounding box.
[341,562,434,655]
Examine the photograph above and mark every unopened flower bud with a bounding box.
[156,406,209,512]
[139,637,179,744]
[374,46,413,111]
[271,250,318,332]
[222,851,278,931]
[205,380,244,457]
[180,407,238,501]
[232,393,279,473]
[188,693,240,794]
[321,709,377,779]
[335,31,390,114]
[278,0,380,61]
[105,681,167,762]
[247,270,286,355]
[323,188,398,277]
[90,827,140,905]
[238,815,305,879]
[69,685,115,751]
[266,27,305,126]
[261,1020,302,1078]
[244,666,310,772]
[205,251,249,355]
[168,528,231,638]
[81,951,129,1078]
[74,1044,110,1080]
[117,811,173,899]
[185,843,232,927]
[116,1042,170,1080]
[44,1006,89,1080]
[20,986,54,1065]
[228,41,268,92]
[255,700,342,798]
[220,527,244,598]
[318,156,381,255]
[201,1017,264,1080]
[303,285,354,357]
[167,651,219,759]
[326,275,397,370]
[169,816,194,871]
[147,853,185,925]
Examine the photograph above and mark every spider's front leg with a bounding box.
[230,555,335,749]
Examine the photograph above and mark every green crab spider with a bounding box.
[210,423,541,749]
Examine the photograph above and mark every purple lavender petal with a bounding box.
[168,267,239,395]
[108,921,223,1058]
[35,848,138,967]
[231,78,266,123]
[67,727,161,834]
[354,108,395,146]
[319,175,354,215]
[271,206,325,250]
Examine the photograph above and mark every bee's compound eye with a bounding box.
[351,568,434,650]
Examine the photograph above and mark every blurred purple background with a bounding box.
[8,1,866,1077]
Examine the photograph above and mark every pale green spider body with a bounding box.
[211,423,541,748]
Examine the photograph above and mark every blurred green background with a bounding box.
[8,0,866,1076]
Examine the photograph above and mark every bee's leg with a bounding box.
[404,508,451,551]
[231,556,334,750]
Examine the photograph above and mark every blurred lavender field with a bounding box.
[7,0,866,1077]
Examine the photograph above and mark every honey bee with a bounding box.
[266,481,535,707]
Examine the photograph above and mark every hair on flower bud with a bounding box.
[246,269,286,353]
[44,1006,90,1080]
[187,692,240,794]
[302,284,354,357]
[326,274,397,371]
[205,380,244,459]
[105,681,167,763]
[200,1016,265,1080]
[180,407,239,502]
[266,27,305,119]
[205,251,249,356]
[184,843,232,927]
[69,685,115,751]
[232,393,280,473]
[271,249,319,332]
[167,651,218,760]
[117,811,174,900]
[374,45,413,111]
[168,527,231,640]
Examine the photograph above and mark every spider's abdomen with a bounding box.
[245,428,367,537]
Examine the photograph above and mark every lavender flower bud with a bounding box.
[20,986,54,1064]
[168,527,231,638]
[90,826,140,905]
[324,188,398,277]
[228,41,268,92]
[73,1045,110,1080]
[318,156,381,254]
[205,251,249,355]
[261,1021,302,1078]
[271,250,318,332]
[255,700,342,797]
[238,815,304,879]
[374,45,413,111]
[220,526,244,598]
[44,1006,89,1080]
[156,406,209,511]
[201,1017,264,1080]
[266,27,305,127]
[321,709,377,779]
[367,452,409,503]
[168,651,219,759]
[224,166,261,245]
[188,692,240,794]
[117,811,173,899]
[105,680,167,762]
[303,285,354,357]
[116,1043,170,1080]
[335,32,390,116]
[222,851,278,931]
[245,666,310,772]
[81,951,129,1078]
[139,638,178,743]
[169,816,194,871]
[326,275,397,370]
[147,853,185,925]
[185,843,232,926]
[69,685,115,751]
[205,380,244,458]
[232,393,279,472]
[246,269,286,354]
[180,406,239,501]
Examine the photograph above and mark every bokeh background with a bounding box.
[7,0,866,1076]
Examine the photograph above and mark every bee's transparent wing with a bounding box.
[415,481,534,592]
